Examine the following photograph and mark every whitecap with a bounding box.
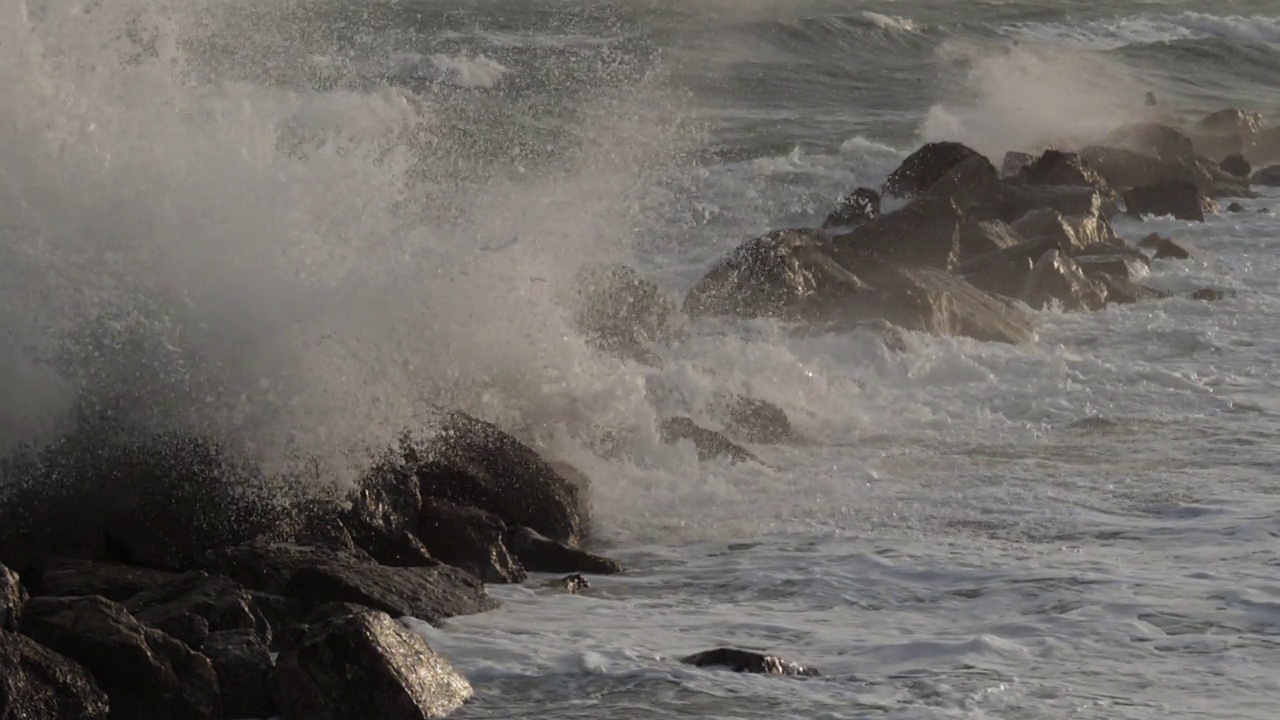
[429,53,510,88]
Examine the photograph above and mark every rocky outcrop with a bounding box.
[1253,165,1280,186]
[883,141,985,198]
[958,219,1022,262]
[830,194,965,271]
[1137,233,1193,260]
[1025,250,1108,312]
[713,394,796,444]
[1124,180,1214,222]
[418,498,526,584]
[342,459,427,568]
[505,526,623,576]
[1106,123,1195,162]
[821,187,881,230]
[274,609,473,720]
[1016,149,1113,197]
[2,563,24,632]
[569,263,685,364]
[20,595,221,720]
[123,571,272,650]
[204,629,277,719]
[861,267,1036,344]
[1219,154,1251,178]
[659,417,760,464]
[683,228,870,322]
[1001,151,1033,178]
[31,560,181,603]
[0,629,110,720]
[420,410,588,546]
[681,648,820,677]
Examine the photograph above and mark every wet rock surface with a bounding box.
[204,629,277,719]
[0,629,110,720]
[681,648,821,677]
[659,417,761,464]
[505,526,623,576]
[418,498,526,584]
[1,562,25,632]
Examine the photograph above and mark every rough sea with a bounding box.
[3,1,1280,718]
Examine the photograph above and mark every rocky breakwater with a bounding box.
[0,410,622,719]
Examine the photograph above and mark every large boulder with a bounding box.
[683,229,870,322]
[1025,250,1108,312]
[568,263,685,364]
[123,571,272,650]
[883,141,986,198]
[857,267,1036,344]
[1137,233,1193,260]
[30,560,182,603]
[20,595,221,720]
[1001,151,1034,178]
[0,629,109,720]
[958,219,1023,264]
[1016,149,1113,196]
[658,417,760,464]
[204,629,277,719]
[341,456,429,567]
[418,498,526,584]
[821,187,881,230]
[1106,123,1195,162]
[2,563,24,631]
[1219,154,1252,179]
[504,526,623,576]
[681,648,820,677]
[418,410,589,546]
[1193,109,1265,161]
[1253,165,1280,186]
[829,194,965,271]
[1124,180,1214,222]
[274,608,473,720]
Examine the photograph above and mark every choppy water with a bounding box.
[3,1,1280,718]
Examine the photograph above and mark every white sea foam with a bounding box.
[429,53,511,88]
[860,11,919,34]
[1001,12,1280,50]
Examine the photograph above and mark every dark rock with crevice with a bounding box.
[0,629,110,720]
[1220,154,1251,179]
[883,141,985,198]
[2,562,25,632]
[274,609,473,720]
[205,629,277,719]
[418,498,526,584]
[1124,180,1214,222]
[1137,233,1193,260]
[821,187,881,230]
[1025,250,1108,312]
[124,571,272,650]
[681,647,820,677]
[858,267,1036,344]
[20,595,221,720]
[342,458,427,567]
[30,560,183,604]
[658,417,760,464]
[505,526,622,576]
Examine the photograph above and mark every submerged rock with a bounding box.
[505,526,622,576]
[20,595,221,720]
[681,648,820,677]
[1137,233,1193,260]
[1253,165,1280,186]
[1,562,24,632]
[205,629,277,719]
[1190,288,1232,301]
[418,498,526,584]
[274,609,473,720]
[1124,180,1214,222]
[1093,273,1166,305]
[0,629,109,720]
[883,141,986,198]
[542,574,590,593]
[715,394,796,444]
[658,417,760,464]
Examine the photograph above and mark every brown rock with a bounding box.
[205,629,277,719]
[883,141,986,198]
[0,629,109,720]
[418,498,526,584]
[505,526,623,576]
[1025,250,1108,312]
[1124,180,1214,222]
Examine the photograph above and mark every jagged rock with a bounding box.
[1137,233,1193,260]
[883,141,985,198]
[958,219,1022,264]
[829,194,965,271]
[1124,180,1214,222]
[27,560,183,603]
[683,228,870,322]
[1220,154,1252,179]
[275,609,472,720]
[861,267,1035,344]
[658,417,760,464]
[505,526,622,576]
[714,394,795,444]
[821,187,881,230]
[1106,123,1195,161]
[996,184,1111,223]
[1227,202,1245,213]
[0,629,109,720]
[923,154,1001,203]
[342,455,428,567]
[1094,273,1166,305]
[419,410,588,546]
[1016,149,1113,196]
[1001,151,1034,178]
[543,574,590,593]
[1011,209,1114,256]
[418,498,526,584]
[20,595,220,720]
[2,563,24,632]
[961,251,1036,300]
[205,629,277,719]
[201,541,497,625]
[1074,255,1137,282]
[546,462,593,539]
[681,648,820,677]
[1025,250,1108,312]
[124,571,272,650]
[1253,165,1280,186]
[1194,109,1265,161]
[569,263,685,363]
[1190,288,1231,301]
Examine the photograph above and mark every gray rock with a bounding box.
[883,141,986,198]
[1094,273,1166,305]
[1016,149,1113,196]
[681,647,820,677]
[1252,165,1280,186]
[829,193,965,271]
[342,456,427,567]
[714,394,795,444]
[205,629,277,719]
[0,629,109,720]
[1137,233,1193,260]
[1220,155,1252,179]
[418,498,526,584]
[958,219,1023,264]
[20,595,220,720]
[1001,150,1034,178]
[274,609,472,720]
[821,187,881,230]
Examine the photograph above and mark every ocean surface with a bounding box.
[4,0,1280,718]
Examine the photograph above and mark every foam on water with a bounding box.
[1000,13,1280,50]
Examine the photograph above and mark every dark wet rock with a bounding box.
[1016,149,1113,195]
[2,563,24,632]
[958,219,1022,264]
[0,629,109,720]
[342,456,428,567]
[861,267,1035,344]
[714,394,795,444]
[857,319,910,353]
[683,228,870,322]
[961,251,1036,300]
[274,609,472,720]
[996,184,1112,223]
[1001,150,1033,178]
[1106,123,1195,162]
[1025,250,1108,312]
[1252,165,1280,186]
[569,263,685,363]
[1227,202,1245,213]
[26,559,183,604]
[1220,154,1251,179]
[1194,109,1265,160]
[681,648,820,677]
[20,595,220,720]
[821,187,881,230]
[1079,145,1196,194]
[1124,180,1213,222]
[420,410,588,546]
[1196,156,1257,198]
[883,141,985,198]
[922,154,1001,204]
[1260,207,1274,214]
[289,493,361,554]
[829,194,965,271]
[205,629,277,719]
[202,541,497,625]
[1190,288,1232,301]
[505,526,622,576]
[124,571,272,650]
[1010,209,1113,256]
[658,417,760,464]
[418,498,526,584]
[546,461,593,539]
[1074,255,1136,282]
[543,574,590,593]
[1094,273,1166,305]
[1137,233,1193,260]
